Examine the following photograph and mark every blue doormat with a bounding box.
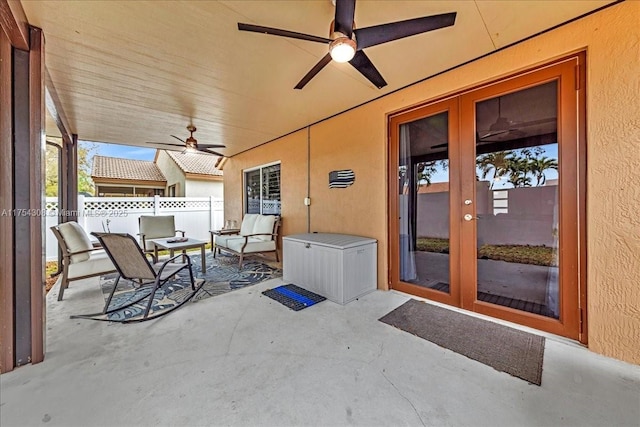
[262,284,326,311]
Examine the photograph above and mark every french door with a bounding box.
[388,56,585,341]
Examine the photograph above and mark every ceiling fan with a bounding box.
[146,125,226,156]
[478,97,517,140]
[238,0,456,89]
[478,98,556,142]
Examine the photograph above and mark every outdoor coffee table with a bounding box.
[148,237,207,272]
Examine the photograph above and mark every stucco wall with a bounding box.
[224,2,640,364]
[156,151,186,196]
[184,179,223,198]
[224,131,309,237]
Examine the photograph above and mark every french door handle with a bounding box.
[463,214,478,221]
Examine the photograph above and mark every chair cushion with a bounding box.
[239,214,259,236]
[214,234,241,247]
[57,222,93,263]
[252,215,276,242]
[226,237,276,254]
[67,250,115,279]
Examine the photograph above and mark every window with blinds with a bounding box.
[244,163,281,215]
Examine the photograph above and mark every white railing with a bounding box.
[46,195,224,261]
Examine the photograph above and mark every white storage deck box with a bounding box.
[283,233,377,305]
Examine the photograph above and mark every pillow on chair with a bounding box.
[253,215,276,241]
[57,222,93,263]
[239,214,259,236]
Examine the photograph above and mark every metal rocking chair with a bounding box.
[71,232,204,323]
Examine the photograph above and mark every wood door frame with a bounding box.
[459,57,582,340]
[388,53,587,343]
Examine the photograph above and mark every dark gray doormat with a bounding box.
[379,299,545,385]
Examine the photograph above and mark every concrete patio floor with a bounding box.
[1,275,639,427]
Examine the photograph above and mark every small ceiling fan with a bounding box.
[478,97,556,142]
[146,125,226,156]
[478,98,517,140]
[238,0,456,89]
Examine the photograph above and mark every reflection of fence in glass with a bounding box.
[248,199,281,215]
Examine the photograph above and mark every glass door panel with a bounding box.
[398,112,451,293]
[474,82,560,319]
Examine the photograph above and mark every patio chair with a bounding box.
[211,214,281,268]
[50,221,117,301]
[71,232,203,323]
[138,215,185,254]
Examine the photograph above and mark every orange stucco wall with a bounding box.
[224,1,640,364]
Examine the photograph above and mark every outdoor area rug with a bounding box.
[379,299,545,385]
[75,252,281,322]
[262,284,326,311]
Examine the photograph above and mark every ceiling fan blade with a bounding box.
[515,117,556,128]
[146,142,186,148]
[480,117,556,139]
[354,12,457,50]
[198,147,225,157]
[334,0,356,38]
[170,135,186,143]
[238,23,331,44]
[349,51,387,89]
[295,53,333,89]
[479,129,510,140]
[198,144,227,149]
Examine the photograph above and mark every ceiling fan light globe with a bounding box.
[329,37,356,63]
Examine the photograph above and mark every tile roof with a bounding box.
[165,151,223,176]
[92,156,166,182]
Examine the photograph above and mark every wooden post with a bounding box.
[12,25,45,366]
[65,134,78,223]
[0,26,15,374]
[28,26,45,364]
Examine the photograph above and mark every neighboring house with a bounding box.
[91,151,223,197]
[155,150,224,198]
[91,155,167,197]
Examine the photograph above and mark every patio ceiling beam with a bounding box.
[0,0,29,51]
[45,68,73,146]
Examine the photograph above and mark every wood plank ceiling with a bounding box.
[22,0,614,157]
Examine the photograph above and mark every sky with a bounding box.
[81,140,157,161]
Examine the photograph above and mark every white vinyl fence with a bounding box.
[46,195,224,261]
